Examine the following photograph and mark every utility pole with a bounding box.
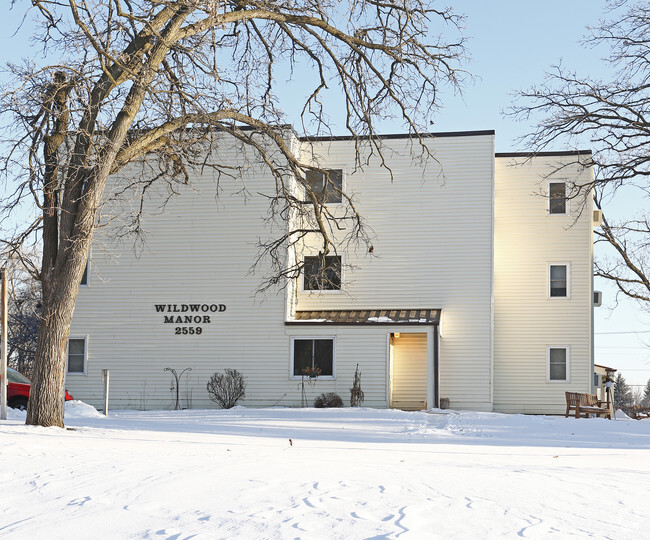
[1,267,8,420]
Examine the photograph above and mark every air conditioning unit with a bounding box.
[594,290,603,307]
[593,209,603,226]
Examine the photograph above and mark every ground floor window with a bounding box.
[68,338,87,374]
[291,338,335,378]
[548,346,569,382]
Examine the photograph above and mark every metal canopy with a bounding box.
[287,309,441,325]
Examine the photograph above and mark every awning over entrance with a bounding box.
[286,309,440,325]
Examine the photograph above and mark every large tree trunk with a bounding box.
[26,247,89,427]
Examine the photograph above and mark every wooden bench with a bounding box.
[631,405,650,420]
[565,392,612,419]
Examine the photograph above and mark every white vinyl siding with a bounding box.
[67,132,592,415]
[68,139,293,408]
[295,135,495,411]
[494,155,593,414]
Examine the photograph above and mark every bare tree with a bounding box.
[2,249,42,378]
[509,0,650,304]
[0,0,467,427]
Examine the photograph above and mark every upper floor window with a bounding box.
[549,264,568,298]
[549,182,567,214]
[303,255,341,291]
[305,169,343,204]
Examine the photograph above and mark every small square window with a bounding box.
[548,347,569,381]
[549,182,566,214]
[305,169,343,204]
[549,265,568,297]
[68,338,86,373]
[292,338,334,378]
[303,256,341,290]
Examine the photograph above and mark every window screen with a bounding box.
[549,348,567,380]
[549,182,566,214]
[550,265,567,297]
[293,338,334,377]
[68,338,86,373]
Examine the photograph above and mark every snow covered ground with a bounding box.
[1,404,649,539]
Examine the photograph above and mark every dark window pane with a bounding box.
[293,339,334,377]
[314,339,334,376]
[550,266,566,280]
[550,284,567,297]
[81,261,88,285]
[305,169,342,204]
[68,339,85,373]
[549,182,566,214]
[68,355,85,373]
[69,339,85,355]
[304,256,341,290]
[293,339,313,376]
[549,348,567,380]
[550,265,567,297]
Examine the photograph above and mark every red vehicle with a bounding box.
[4,367,74,410]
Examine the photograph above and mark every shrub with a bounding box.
[314,392,344,408]
[350,363,365,407]
[206,369,246,409]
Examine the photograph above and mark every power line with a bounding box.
[595,330,650,335]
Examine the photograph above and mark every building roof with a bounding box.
[287,309,441,325]
[594,364,617,372]
[300,130,494,142]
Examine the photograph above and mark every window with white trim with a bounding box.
[549,264,568,298]
[549,182,567,214]
[303,255,341,291]
[291,338,335,378]
[548,347,569,381]
[305,169,343,204]
[67,338,86,374]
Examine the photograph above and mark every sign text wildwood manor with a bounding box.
[155,303,226,335]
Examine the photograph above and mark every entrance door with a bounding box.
[389,332,427,410]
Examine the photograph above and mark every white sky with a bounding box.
[2,1,649,386]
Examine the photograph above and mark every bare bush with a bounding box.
[350,364,365,407]
[314,392,344,408]
[206,369,246,409]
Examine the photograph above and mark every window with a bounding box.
[303,255,341,291]
[549,264,568,298]
[80,260,88,286]
[67,338,86,374]
[548,347,569,382]
[305,169,343,204]
[549,182,566,214]
[291,338,335,378]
